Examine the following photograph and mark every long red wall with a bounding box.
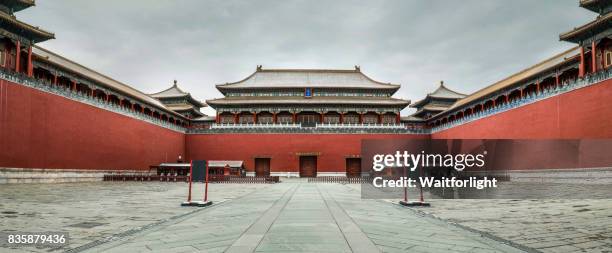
[0,79,185,170]
[432,78,612,139]
[186,134,425,173]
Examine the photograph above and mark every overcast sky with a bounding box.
[20,0,593,115]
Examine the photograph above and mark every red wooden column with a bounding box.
[555,74,560,86]
[292,113,297,123]
[233,113,238,124]
[579,46,585,78]
[505,95,509,103]
[378,113,382,124]
[536,81,540,93]
[71,80,77,91]
[359,113,363,124]
[396,113,400,124]
[340,113,344,124]
[27,46,32,77]
[53,74,58,85]
[320,113,324,123]
[592,41,597,73]
[215,112,220,123]
[272,113,277,123]
[15,40,21,73]
[253,112,257,123]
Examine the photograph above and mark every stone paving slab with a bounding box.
[0,182,270,252]
[346,183,612,253]
[74,182,526,253]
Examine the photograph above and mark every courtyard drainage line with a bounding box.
[64,184,276,253]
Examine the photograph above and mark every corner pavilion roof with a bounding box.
[410,82,466,108]
[216,66,401,93]
[0,10,54,43]
[2,0,35,12]
[559,11,612,43]
[150,81,206,108]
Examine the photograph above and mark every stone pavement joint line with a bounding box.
[317,185,381,253]
[224,184,299,253]
[78,182,528,253]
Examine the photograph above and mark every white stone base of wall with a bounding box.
[0,167,152,184]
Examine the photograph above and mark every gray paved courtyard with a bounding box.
[1,181,610,252]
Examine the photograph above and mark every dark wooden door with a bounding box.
[346,158,361,177]
[299,156,317,177]
[255,158,270,177]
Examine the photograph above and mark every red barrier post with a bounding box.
[187,160,193,202]
[204,160,209,202]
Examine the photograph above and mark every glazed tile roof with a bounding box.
[150,81,206,107]
[216,67,400,91]
[447,46,580,111]
[206,96,410,106]
[559,11,612,43]
[411,82,466,108]
[0,11,54,42]
[32,46,185,118]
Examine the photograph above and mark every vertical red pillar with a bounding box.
[27,46,32,77]
[292,113,297,123]
[592,41,597,73]
[233,113,238,124]
[555,74,560,86]
[273,113,277,124]
[396,113,400,124]
[320,113,324,123]
[215,112,220,124]
[579,46,585,78]
[71,80,77,91]
[378,114,382,124]
[53,74,58,85]
[505,95,509,103]
[340,113,344,124]
[536,81,540,93]
[253,112,257,123]
[359,113,363,124]
[15,40,20,73]
[91,90,94,97]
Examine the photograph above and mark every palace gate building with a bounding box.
[1,0,612,181]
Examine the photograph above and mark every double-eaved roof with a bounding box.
[216,66,400,93]
[150,81,206,108]
[410,81,466,108]
[207,96,410,106]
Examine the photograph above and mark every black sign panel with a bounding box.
[191,160,207,182]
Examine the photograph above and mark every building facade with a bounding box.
[1,0,612,182]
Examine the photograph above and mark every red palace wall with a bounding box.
[0,79,185,171]
[186,134,426,174]
[432,78,612,139]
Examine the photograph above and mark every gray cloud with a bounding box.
[18,0,594,115]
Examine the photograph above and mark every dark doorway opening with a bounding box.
[299,156,317,177]
[255,158,271,177]
[346,158,361,177]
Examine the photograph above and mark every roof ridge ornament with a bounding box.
[355,65,361,71]
[173,80,178,87]
[257,65,263,71]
